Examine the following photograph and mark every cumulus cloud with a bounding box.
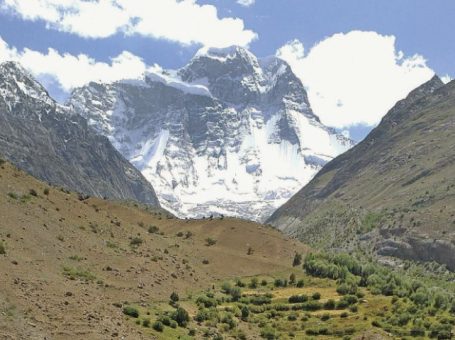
[237,0,255,7]
[1,0,257,47]
[441,74,452,84]
[277,31,435,128]
[0,36,152,91]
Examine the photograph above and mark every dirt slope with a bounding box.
[0,161,306,339]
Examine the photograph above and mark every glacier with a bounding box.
[67,46,354,221]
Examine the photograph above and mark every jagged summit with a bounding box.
[0,61,55,108]
[68,47,354,221]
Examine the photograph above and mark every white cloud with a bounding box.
[237,0,255,7]
[277,31,435,128]
[0,36,151,91]
[1,0,257,47]
[441,74,452,84]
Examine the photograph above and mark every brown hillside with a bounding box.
[0,161,306,339]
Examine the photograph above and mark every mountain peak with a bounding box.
[406,74,444,100]
[0,61,54,107]
[194,45,256,63]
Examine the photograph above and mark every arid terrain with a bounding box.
[0,160,306,339]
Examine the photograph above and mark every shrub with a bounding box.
[337,283,357,295]
[202,259,209,264]
[205,238,217,246]
[312,292,321,300]
[123,306,139,318]
[261,279,268,286]
[293,253,302,267]
[29,189,38,197]
[0,241,5,255]
[152,321,164,332]
[296,279,304,288]
[260,326,278,340]
[324,299,336,310]
[43,188,50,195]
[321,313,330,321]
[340,312,349,318]
[236,279,246,287]
[289,273,296,284]
[288,313,298,321]
[229,287,242,301]
[142,318,151,327]
[172,307,190,327]
[148,225,159,234]
[289,295,308,303]
[274,278,286,287]
[130,237,143,247]
[241,305,249,320]
[222,281,232,293]
[249,295,271,305]
[249,277,259,289]
[170,292,179,303]
[410,326,425,337]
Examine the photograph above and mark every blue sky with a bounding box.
[0,0,453,140]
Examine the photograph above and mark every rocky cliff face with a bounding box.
[268,76,455,270]
[68,46,353,221]
[0,61,160,206]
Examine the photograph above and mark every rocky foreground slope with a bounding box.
[0,61,159,206]
[268,76,455,270]
[68,46,353,221]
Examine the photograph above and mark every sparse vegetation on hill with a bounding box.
[0,161,305,339]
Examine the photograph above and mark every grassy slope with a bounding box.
[0,161,306,339]
[268,78,455,269]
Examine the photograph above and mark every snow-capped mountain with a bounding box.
[0,61,160,206]
[68,46,353,221]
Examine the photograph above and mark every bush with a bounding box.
[296,279,304,288]
[172,307,190,327]
[148,225,159,234]
[261,279,268,286]
[29,189,38,197]
[312,292,321,300]
[229,287,242,301]
[43,188,50,195]
[241,305,249,319]
[260,326,278,339]
[324,299,336,310]
[152,321,164,332]
[289,273,296,284]
[274,279,286,287]
[205,238,217,246]
[0,241,5,255]
[293,253,302,267]
[289,295,308,303]
[130,237,143,246]
[142,318,151,327]
[123,306,139,318]
[321,313,330,321]
[337,283,357,295]
[170,292,179,303]
[249,277,258,288]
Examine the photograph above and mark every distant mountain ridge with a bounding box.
[0,61,160,206]
[68,46,353,221]
[268,75,455,270]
